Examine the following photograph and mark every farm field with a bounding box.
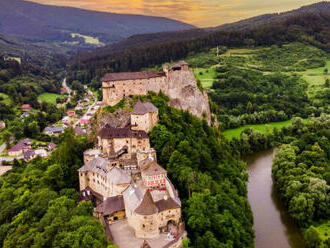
[299,59,330,97]
[223,119,308,140]
[0,93,12,105]
[192,68,216,89]
[38,93,64,105]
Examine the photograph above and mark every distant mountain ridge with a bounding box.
[0,0,194,48]
[101,1,330,52]
[212,1,330,31]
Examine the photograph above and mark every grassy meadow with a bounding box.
[0,93,12,105]
[223,120,293,140]
[38,93,63,104]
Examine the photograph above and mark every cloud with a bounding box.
[28,0,322,27]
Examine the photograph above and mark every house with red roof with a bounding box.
[21,104,32,112]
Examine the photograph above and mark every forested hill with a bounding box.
[211,1,330,31]
[70,1,330,55]
[0,0,194,49]
[68,5,330,84]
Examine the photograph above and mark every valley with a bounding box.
[0,1,330,248]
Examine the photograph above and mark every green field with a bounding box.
[223,120,295,140]
[71,33,104,46]
[38,93,63,104]
[299,60,330,97]
[0,93,12,105]
[193,68,216,89]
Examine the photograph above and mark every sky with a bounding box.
[28,0,322,27]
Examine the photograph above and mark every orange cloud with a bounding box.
[27,0,322,27]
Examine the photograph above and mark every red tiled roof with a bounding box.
[21,104,31,109]
[101,71,165,82]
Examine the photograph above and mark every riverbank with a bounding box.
[245,149,305,248]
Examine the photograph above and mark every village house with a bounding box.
[61,87,68,94]
[67,110,75,117]
[131,102,159,133]
[75,126,85,136]
[47,142,57,151]
[35,149,48,158]
[102,61,189,106]
[24,150,36,162]
[44,126,65,135]
[80,118,89,126]
[8,139,33,156]
[21,104,32,112]
[21,112,29,119]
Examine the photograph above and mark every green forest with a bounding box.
[0,130,116,248]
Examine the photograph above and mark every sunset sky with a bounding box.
[29,0,321,27]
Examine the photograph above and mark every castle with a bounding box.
[78,101,186,248]
[102,61,189,106]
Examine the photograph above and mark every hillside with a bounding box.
[68,6,330,83]
[75,1,330,54]
[211,1,330,31]
[0,0,194,50]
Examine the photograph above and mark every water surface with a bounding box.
[245,149,305,248]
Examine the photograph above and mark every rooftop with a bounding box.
[101,71,165,82]
[95,195,125,216]
[98,125,149,139]
[79,157,131,185]
[140,159,167,176]
[132,102,158,115]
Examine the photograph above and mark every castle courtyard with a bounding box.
[109,219,180,248]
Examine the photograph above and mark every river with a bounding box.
[245,149,306,248]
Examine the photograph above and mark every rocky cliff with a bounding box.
[164,70,212,124]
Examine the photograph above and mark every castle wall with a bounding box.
[79,171,129,198]
[131,110,158,133]
[102,78,151,106]
[126,210,159,239]
[158,208,181,228]
[136,149,157,165]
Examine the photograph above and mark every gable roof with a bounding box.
[132,102,158,115]
[141,160,167,176]
[7,139,32,152]
[78,157,131,184]
[155,197,181,212]
[123,183,146,212]
[135,190,158,215]
[101,71,165,82]
[108,167,131,185]
[95,195,125,216]
[170,60,189,70]
[98,125,148,139]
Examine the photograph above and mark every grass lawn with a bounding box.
[223,119,308,140]
[38,93,63,105]
[193,68,217,89]
[0,93,12,105]
[299,60,330,97]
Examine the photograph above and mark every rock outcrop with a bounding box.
[165,70,211,124]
